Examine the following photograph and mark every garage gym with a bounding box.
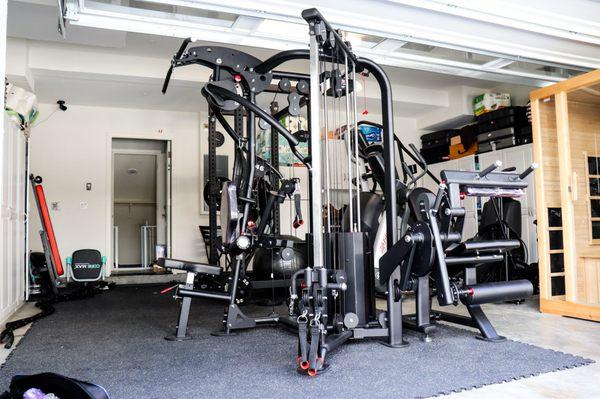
[1,1,599,398]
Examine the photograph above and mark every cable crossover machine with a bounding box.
[158,8,536,377]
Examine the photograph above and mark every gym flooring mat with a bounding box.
[0,286,593,398]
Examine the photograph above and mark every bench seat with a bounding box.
[156,258,222,275]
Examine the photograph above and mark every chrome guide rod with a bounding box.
[352,64,361,232]
[323,59,331,233]
[332,61,339,227]
[309,32,324,267]
[344,53,354,231]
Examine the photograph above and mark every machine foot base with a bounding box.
[380,340,409,348]
[476,335,506,343]
[164,334,192,341]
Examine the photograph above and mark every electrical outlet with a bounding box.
[80,201,88,210]
[51,202,60,211]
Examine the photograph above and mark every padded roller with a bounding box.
[461,279,533,305]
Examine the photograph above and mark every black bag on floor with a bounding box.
[1,373,110,399]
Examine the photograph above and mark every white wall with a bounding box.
[28,103,207,272]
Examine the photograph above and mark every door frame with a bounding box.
[106,135,172,275]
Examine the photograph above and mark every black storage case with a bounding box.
[478,136,516,153]
[477,127,516,144]
[420,129,458,164]
[477,106,529,134]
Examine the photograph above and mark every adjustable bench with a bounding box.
[156,258,222,276]
[157,257,229,341]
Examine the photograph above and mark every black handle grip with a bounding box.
[519,163,538,180]
[162,38,192,94]
[409,143,426,167]
[478,160,502,179]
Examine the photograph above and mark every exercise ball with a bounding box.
[253,236,307,281]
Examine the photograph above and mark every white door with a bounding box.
[0,117,26,324]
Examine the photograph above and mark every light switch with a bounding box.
[86,183,92,191]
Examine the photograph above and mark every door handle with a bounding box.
[571,172,578,201]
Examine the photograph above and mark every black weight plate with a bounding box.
[203,176,231,211]
[214,131,225,147]
[410,222,435,277]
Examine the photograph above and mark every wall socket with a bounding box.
[51,202,60,211]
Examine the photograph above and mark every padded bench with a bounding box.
[445,239,520,257]
[156,258,222,276]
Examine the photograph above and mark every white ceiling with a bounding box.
[6,0,535,116]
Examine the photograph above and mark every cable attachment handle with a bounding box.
[297,309,308,323]
[310,312,322,327]
[519,163,538,180]
[477,160,502,179]
[293,180,304,228]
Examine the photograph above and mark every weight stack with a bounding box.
[325,232,376,328]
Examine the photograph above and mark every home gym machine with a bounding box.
[289,8,535,376]
[159,38,313,339]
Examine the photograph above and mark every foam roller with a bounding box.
[461,279,533,305]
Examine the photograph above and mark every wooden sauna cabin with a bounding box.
[531,70,600,321]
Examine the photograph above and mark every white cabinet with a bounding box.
[421,144,538,263]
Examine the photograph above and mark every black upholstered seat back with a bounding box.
[343,192,384,234]
[71,249,103,281]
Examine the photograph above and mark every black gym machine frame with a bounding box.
[289,9,535,375]
[160,36,314,339]
[158,8,536,376]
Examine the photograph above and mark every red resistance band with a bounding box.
[35,185,64,276]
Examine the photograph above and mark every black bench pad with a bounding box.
[156,258,222,275]
[446,239,520,256]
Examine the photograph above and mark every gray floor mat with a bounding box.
[0,286,593,398]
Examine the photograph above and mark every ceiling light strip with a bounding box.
[389,0,600,45]
[68,8,562,87]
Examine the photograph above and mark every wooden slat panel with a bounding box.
[555,92,579,303]
[565,99,600,303]
[583,258,600,304]
[532,98,552,300]
[540,298,600,322]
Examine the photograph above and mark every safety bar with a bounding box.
[177,287,231,301]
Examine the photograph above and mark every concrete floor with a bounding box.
[435,299,600,399]
[1,296,598,398]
